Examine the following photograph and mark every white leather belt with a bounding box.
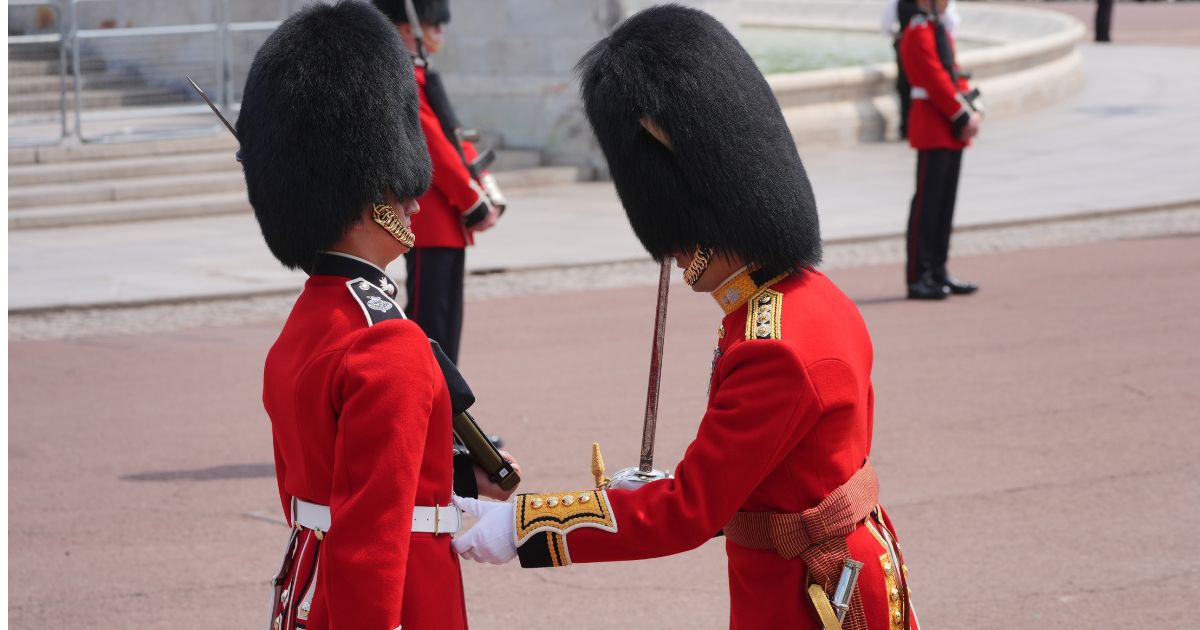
[290,498,461,536]
[911,87,929,100]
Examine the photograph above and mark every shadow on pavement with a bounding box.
[122,462,274,482]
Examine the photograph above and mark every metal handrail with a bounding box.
[8,0,283,145]
[8,0,69,142]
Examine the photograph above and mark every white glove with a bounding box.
[607,466,672,491]
[452,496,517,564]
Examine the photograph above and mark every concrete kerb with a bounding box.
[748,0,1086,145]
[11,197,1196,316]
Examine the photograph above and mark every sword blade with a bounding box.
[638,259,672,473]
[186,75,239,141]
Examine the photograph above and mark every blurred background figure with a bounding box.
[1096,0,1115,42]
[882,0,959,139]
[899,0,981,300]
[374,0,506,364]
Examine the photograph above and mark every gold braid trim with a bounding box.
[372,203,416,248]
[745,288,784,340]
[514,490,617,545]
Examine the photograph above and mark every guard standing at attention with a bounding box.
[235,3,514,628]
[452,7,920,630]
[900,0,982,300]
[374,0,506,364]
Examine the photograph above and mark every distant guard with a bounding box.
[900,0,982,299]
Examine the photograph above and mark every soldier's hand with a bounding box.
[475,450,521,501]
[962,112,982,140]
[452,496,517,564]
[607,466,672,491]
[468,205,501,233]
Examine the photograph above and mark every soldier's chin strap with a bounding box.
[403,0,428,62]
[808,584,843,630]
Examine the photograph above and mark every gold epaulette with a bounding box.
[745,288,784,340]
[514,490,617,545]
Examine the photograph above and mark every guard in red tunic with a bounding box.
[900,0,982,299]
[452,7,919,630]
[374,0,506,364]
[236,3,512,628]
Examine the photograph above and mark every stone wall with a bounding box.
[435,0,738,172]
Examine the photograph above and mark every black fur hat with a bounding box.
[577,4,821,276]
[373,0,451,25]
[237,0,431,271]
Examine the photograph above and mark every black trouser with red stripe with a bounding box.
[405,247,465,363]
[906,148,963,284]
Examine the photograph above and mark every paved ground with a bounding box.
[9,41,1200,311]
[1017,0,1200,46]
[9,212,1200,628]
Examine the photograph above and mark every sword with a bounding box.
[595,260,672,488]
[638,260,672,476]
[186,75,239,142]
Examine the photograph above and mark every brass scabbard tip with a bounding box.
[592,442,610,489]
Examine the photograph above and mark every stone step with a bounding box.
[492,148,542,171]
[8,151,237,186]
[9,191,250,230]
[9,133,237,165]
[8,42,62,61]
[7,73,142,96]
[8,86,187,114]
[492,166,581,190]
[8,57,104,78]
[9,170,246,209]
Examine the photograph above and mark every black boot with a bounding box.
[935,272,979,295]
[907,273,950,300]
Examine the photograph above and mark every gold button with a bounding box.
[578,493,591,503]
[756,324,771,338]
[280,588,289,604]
[530,497,544,509]
[561,495,575,506]
[893,611,903,623]
[717,325,725,339]
[546,497,559,508]
[889,587,899,601]
[759,295,771,305]
[756,312,771,324]
[882,561,892,573]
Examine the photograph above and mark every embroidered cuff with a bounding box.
[517,531,572,568]
[514,490,616,545]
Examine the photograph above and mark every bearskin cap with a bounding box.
[237,0,431,271]
[372,0,451,25]
[577,4,821,275]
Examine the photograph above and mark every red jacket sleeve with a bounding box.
[564,340,827,562]
[322,320,434,628]
[900,23,968,123]
[418,95,485,214]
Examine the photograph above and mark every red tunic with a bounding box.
[517,269,918,630]
[264,260,467,630]
[901,15,973,151]
[410,63,486,249]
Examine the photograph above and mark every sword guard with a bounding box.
[608,466,671,491]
